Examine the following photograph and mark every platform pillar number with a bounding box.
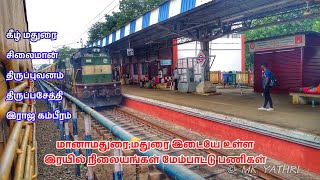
[199,41,210,82]
[197,51,206,82]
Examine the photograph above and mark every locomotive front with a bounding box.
[71,47,122,108]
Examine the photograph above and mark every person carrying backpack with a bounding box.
[258,62,274,111]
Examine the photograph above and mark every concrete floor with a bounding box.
[122,85,320,135]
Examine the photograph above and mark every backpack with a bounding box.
[269,72,279,88]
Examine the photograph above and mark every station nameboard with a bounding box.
[127,48,134,56]
[248,35,305,52]
[160,59,172,66]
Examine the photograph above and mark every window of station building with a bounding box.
[125,64,130,75]
[133,64,138,75]
[162,67,167,75]
[142,63,148,75]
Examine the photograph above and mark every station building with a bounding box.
[111,33,244,84]
[178,34,244,72]
[247,32,320,93]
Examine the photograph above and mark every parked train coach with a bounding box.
[55,47,122,108]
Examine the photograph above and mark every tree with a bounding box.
[88,22,107,44]
[56,46,77,61]
[244,17,320,70]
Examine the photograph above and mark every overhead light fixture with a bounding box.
[304,1,311,16]
[145,41,154,45]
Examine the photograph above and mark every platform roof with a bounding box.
[88,0,319,55]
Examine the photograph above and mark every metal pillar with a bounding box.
[72,103,81,176]
[120,53,123,75]
[84,113,93,180]
[59,101,64,140]
[51,103,59,129]
[63,99,71,154]
[56,103,60,129]
[113,138,123,180]
[47,99,51,111]
[200,41,210,82]
[135,164,141,180]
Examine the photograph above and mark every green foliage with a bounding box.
[56,46,77,62]
[87,22,107,45]
[244,17,320,71]
[87,0,163,44]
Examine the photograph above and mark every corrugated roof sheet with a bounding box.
[120,26,125,38]
[112,32,116,43]
[158,1,170,22]
[130,20,136,34]
[180,0,196,13]
[142,11,151,29]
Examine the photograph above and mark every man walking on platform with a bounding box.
[258,62,274,111]
[173,67,179,90]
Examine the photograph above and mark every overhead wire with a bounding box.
[54,1,120,49]
[74,1,120,41]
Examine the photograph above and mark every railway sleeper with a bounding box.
[122,150,135,156]
[148,171,169,180]
[98,129,109,136]
[103,133,114,141]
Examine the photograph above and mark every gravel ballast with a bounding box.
[36,99,87,180]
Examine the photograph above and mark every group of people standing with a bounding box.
[114,64,278,111]
[152,68,179,90]
[113,67,132,84]
[114,66,180,90]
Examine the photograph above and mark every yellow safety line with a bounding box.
[130,137,141,142]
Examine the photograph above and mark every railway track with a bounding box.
[84,107,283,180]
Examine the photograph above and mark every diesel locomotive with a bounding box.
[54,47,122,108]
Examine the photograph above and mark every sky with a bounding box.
[26,0,120,65]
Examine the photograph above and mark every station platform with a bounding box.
[121,85,320,174]
[122,85,320,136]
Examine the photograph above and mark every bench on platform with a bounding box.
[289,93,320,105]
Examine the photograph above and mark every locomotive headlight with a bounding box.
[82,90,91,99]
[114,88,121,96]
[84,86,87,89]
[93,48,100,53]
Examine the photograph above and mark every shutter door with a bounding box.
[303,47,320,86]
[254,48,302,93]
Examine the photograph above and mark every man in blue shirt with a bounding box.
[258,62,274,111]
